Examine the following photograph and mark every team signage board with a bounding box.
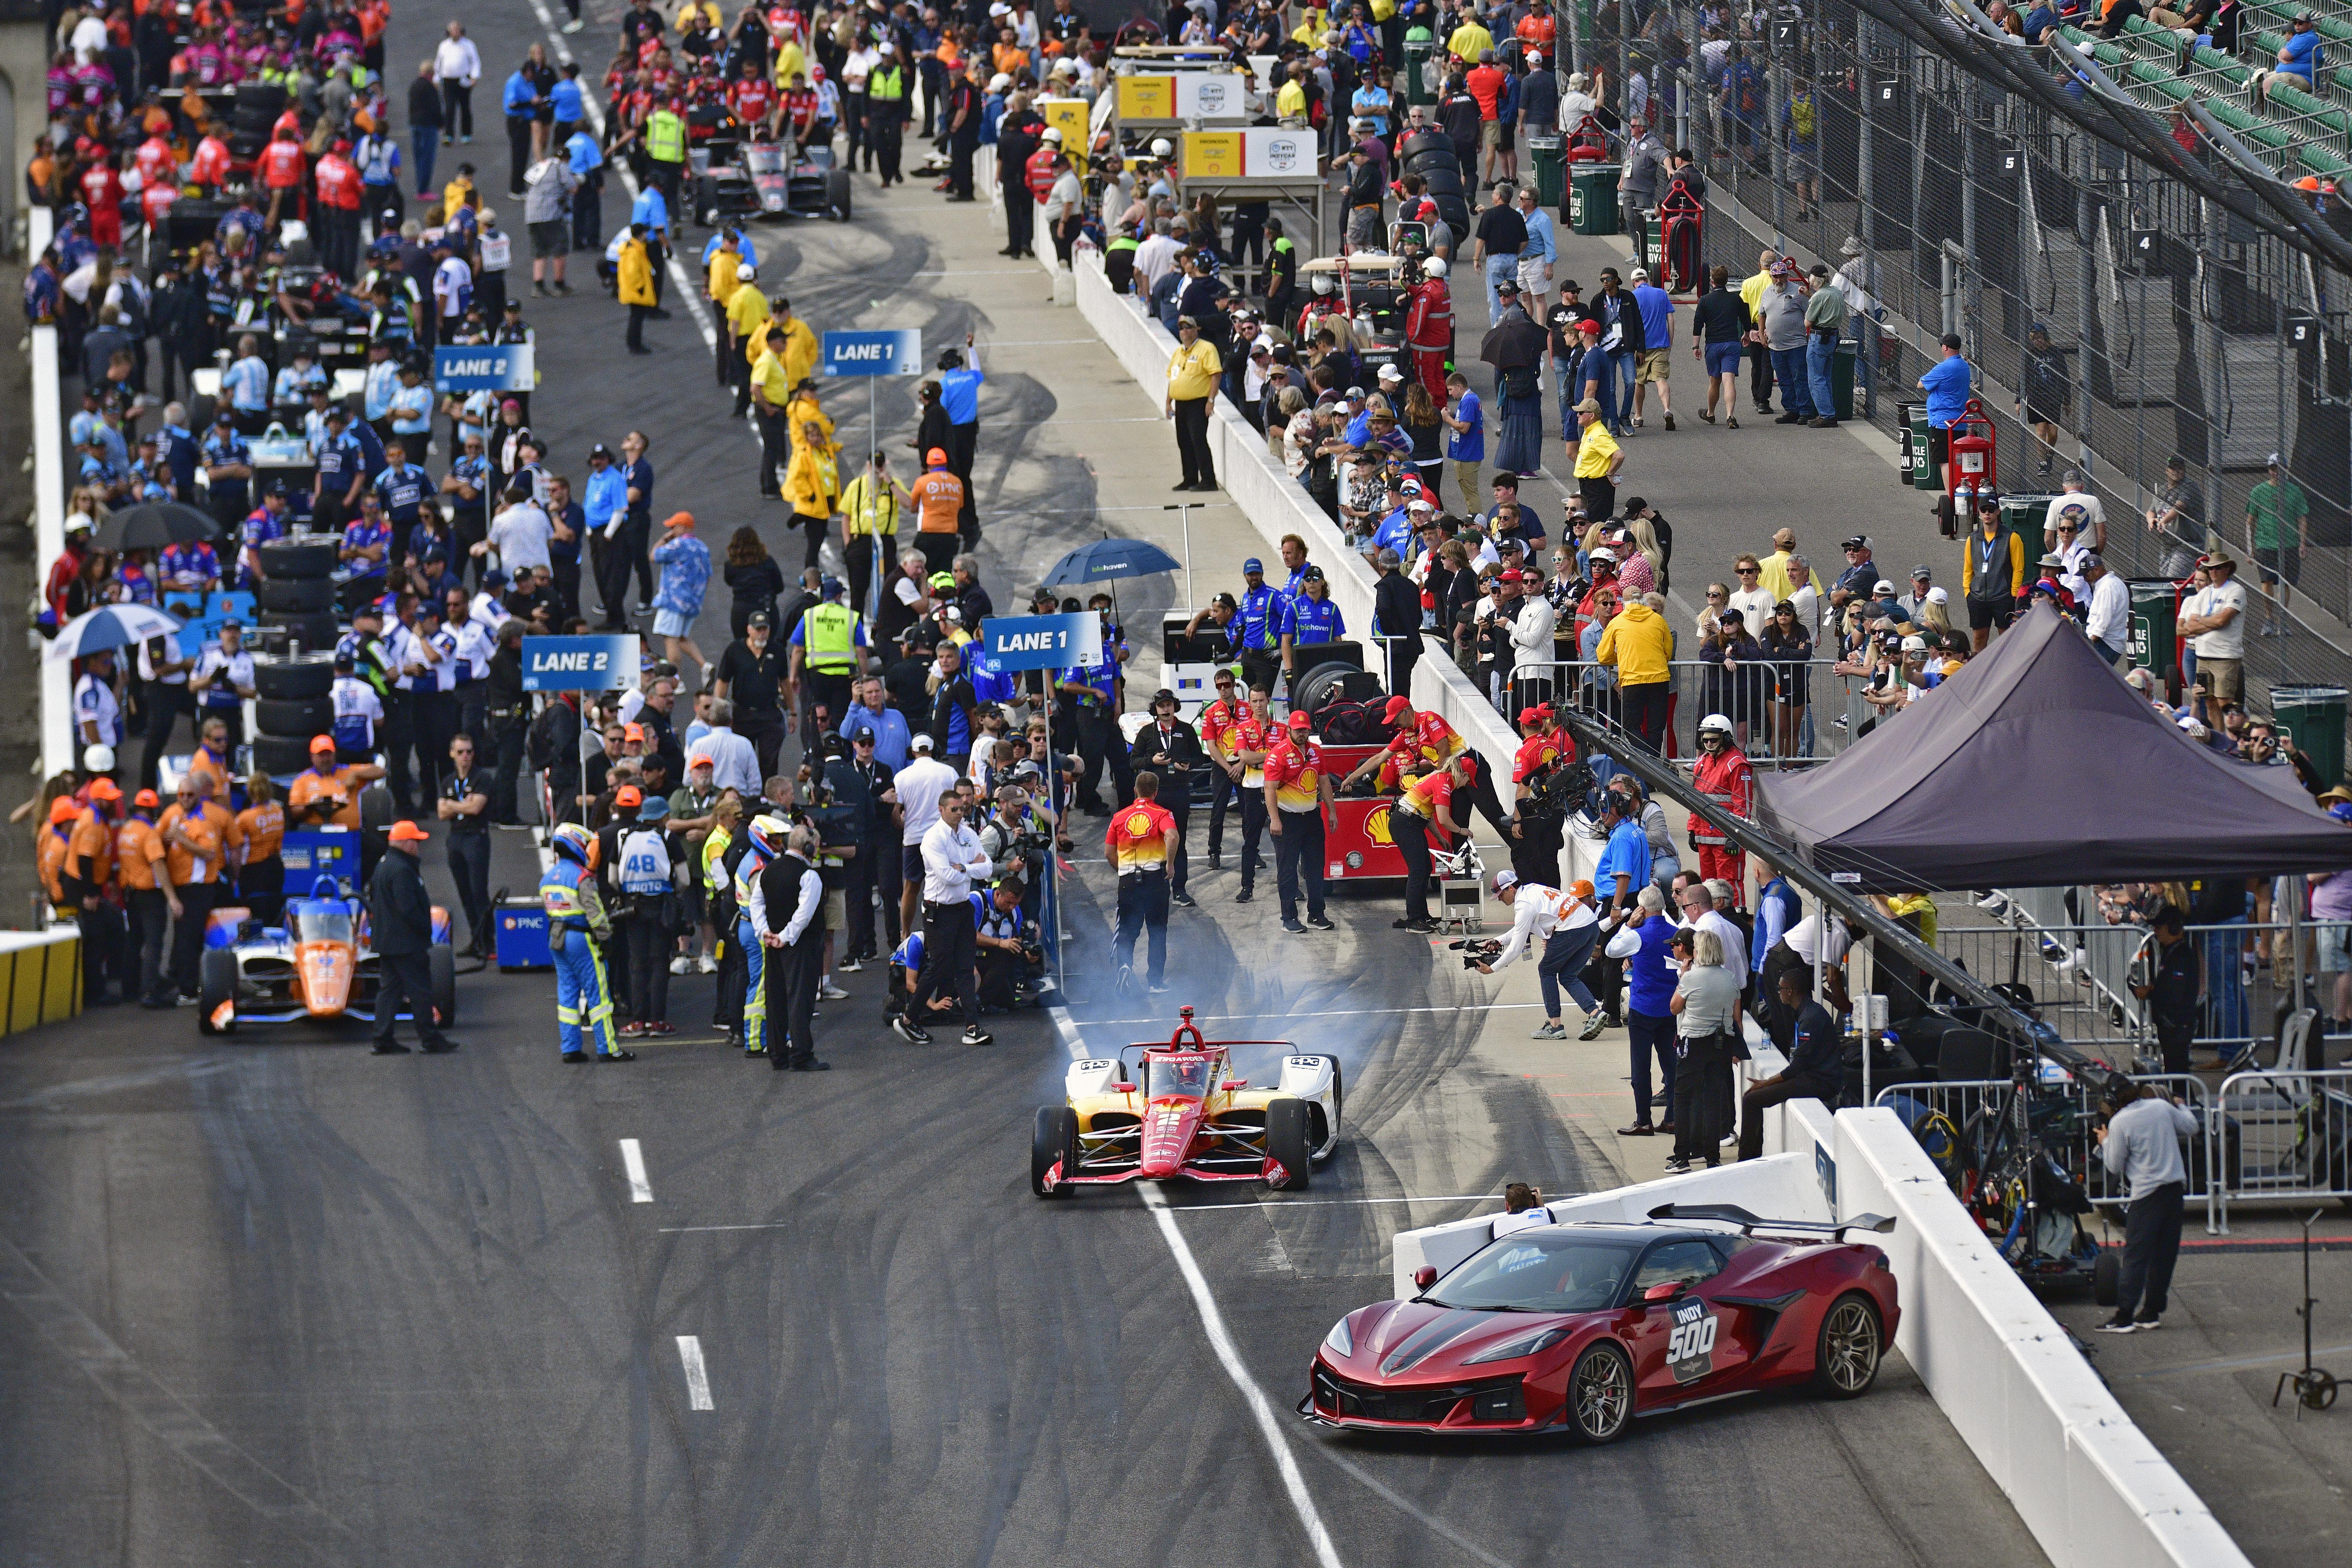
[432,343,535,393]
[1182,128,1318,181]
[1173,72,1250,119]
[1036,95,1088,146]
[820,329,923,378]
[520,634,640,691]
[979,613,1104,673]
[1114,74,1174,119]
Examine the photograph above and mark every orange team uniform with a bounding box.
[38,821,73,907]
[913,470,965,536]
[115,816,166,891]
[67,807,117,895]
[1197,695,1243,767]
[1231,711,1270,788]
[183,743,235,799]
[1106,800,1177,873]
[231,800,285,867]
[288,766,366,829]
[159,800,232,886]
[1264,735,1325,812]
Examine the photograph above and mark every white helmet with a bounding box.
[1423,256,1449,280]
[83,743,115,773]
[1150,137,1174,159]
[1312,274,1334,295]
[989,71,1013,92]
[748,814,790,856]
[1040,126,1063,145]
[1698,713,1734,738]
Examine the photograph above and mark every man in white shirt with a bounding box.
[434,22,483,143]
[1726,554,1775,639]
[903,788,995,1047]
[2043,471,2106,553]
[1506,571,1558,714]
[480,483,553,576]
[688,699,761,795]
[894,732,960,938]
[2178,550,2248,710]
[2081,553,2129,664]
[1133,219,1182,297]
[1489,1182,1555,1236]
[1476,871,1607,1040]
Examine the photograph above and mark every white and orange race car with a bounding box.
[197,878,456,1036]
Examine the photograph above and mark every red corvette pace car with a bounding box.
[1299,1204,1901,1444]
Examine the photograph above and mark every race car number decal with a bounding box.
[1285,1056,1326,1071]
[1664,1299,1718,1384]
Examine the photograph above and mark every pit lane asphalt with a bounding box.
[0,5,2046,1562]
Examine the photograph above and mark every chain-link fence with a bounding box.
[1566,0,2352,731]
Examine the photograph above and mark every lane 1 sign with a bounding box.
[520,634,640,691]
[821,329,923,378]
[979,612,1103,673]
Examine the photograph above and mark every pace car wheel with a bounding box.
[198,948,238,1036]
[430,944,457,1030]
[1564,1342,1634,1444]
[1814,1293,1884,1399]
[2092,1247,2120,1307]
[1032,1105,1079,1197]
[1265,1097,1312,1191]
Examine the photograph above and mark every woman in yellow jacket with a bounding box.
[782,407,842,572]
[619,224,657,354]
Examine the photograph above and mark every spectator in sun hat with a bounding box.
[2179,548,2248,705]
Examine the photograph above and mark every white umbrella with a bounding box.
[47,602,183,662]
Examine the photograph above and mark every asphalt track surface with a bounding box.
[0,6,2047,1563]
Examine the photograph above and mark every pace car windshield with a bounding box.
[1146,1055,1212,1099]
[1424,1235,1641,1313]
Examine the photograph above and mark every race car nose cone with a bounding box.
[1138,1098,1200,1179]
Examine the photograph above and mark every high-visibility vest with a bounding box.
[647,110,687,164]
[801,602,859,672]
[869,63,906,102]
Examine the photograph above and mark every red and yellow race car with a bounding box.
[1300,1204,1901,1443]
[1031,1008,1343,1197]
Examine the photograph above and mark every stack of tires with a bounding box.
[227,82,287,163]
[247,535,344,776]
[1398,128,1472,239]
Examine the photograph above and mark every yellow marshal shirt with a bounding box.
[1167,339,1224,400]
[750,349,791,407]
[1573,421,1621,479]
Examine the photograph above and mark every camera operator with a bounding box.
[1476,870,1608,1040]
[1133,688,1206,907]
[978,781,1048,888]
[974,880,1042,1012]
[2094,1075,2199,1334]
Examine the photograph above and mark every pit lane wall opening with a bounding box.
[1067,251,1545,871]
[1393,1046,2247,1568]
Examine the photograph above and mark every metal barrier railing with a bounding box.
[1522,656,1864,769]
[2210,1068,2352,1233]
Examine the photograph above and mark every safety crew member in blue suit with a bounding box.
[543,822,633,1061]
[732,814,786,1056]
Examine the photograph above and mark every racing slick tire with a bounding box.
[826,169,852,221]
[198,948,238,1036]
[255,537,339,579]
[2092,1247,2120,1307]
[253,733,321,775]
[1032,1105,1079,1197]
[429,944,457,1030]
[1312,1060,1343,1162]
[360,782,394,846]
[1813,1293,1884,1399]
[255,696,334,738]
[264,610,340,653]
[1266,1096,1312,1191]
[254,575,336,614]
[253,652,335,700]
[1563,1341,1635,1444]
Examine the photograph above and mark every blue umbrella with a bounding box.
[1039,537,1184,587]
[46,603,183,662]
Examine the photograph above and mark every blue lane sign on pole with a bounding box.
[520,634,640,691]
[820,329,924,377]
[979,613,1102,673]
[432,344,536,393]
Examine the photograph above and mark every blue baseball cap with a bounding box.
[1242,558,1264,573]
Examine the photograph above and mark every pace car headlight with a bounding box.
[1463,1325,1571,1364]
[1322,1314,1355,1358]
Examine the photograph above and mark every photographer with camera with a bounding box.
[1476,871,1608,1040]
[2094,1074,2200,1334]
[1134,688,1207,907]
[974,881,1043,1012]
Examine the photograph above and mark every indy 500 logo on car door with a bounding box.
[1665,1298,1718,1383]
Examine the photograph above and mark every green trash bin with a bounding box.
[2273,686,2349,789]
[2003,494,2054,579]
[1403,37,1436,106]
[1569,163,1620,234]
[1910,406,1939,491]
[2127,579,2181,699]
[1895,400,1917,487]
[1529,135,1565,208]
[1830,342,1857,423]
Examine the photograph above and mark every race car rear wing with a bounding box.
[1648,1203,1897,1237]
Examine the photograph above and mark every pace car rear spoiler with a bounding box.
[1648,1203,1897,1237]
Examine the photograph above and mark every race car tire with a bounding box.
[1292,660,1372,718]
[198,948,238,1036]
[430,944,457,1030]
[1813,1292,1884,1399]
[263,610,339,652]
[253,653,335,701]
[1265,1096,1312,1191]
[826,169,852,221]
[360,782,393,846]
[255,537,340,579]
[1031,1105,1078,1198]
[1397,128,1454,165]
[2092,1247,2120,1308]
[1311,1060,1344,1162]
[253,733,321,775]
[255,696,333,739]
[1563,1341,1635,1444]
[254,575,336,613]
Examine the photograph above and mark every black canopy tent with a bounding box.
[1753,603,2352,893]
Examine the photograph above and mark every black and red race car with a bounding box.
[1299,1204,1902,1444]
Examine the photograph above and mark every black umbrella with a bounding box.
[95,501,222,553]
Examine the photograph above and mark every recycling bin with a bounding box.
[1569,162,1620,234]
[1896,400,1917,487]
[1829,342,1857,423]
[2127,578,2182,699]
[2273,685,2348,789]
[1528,135,1565,207]
[1911,404,1941,491]
[2003,493,2054,580]
[1404,38,1436,106]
